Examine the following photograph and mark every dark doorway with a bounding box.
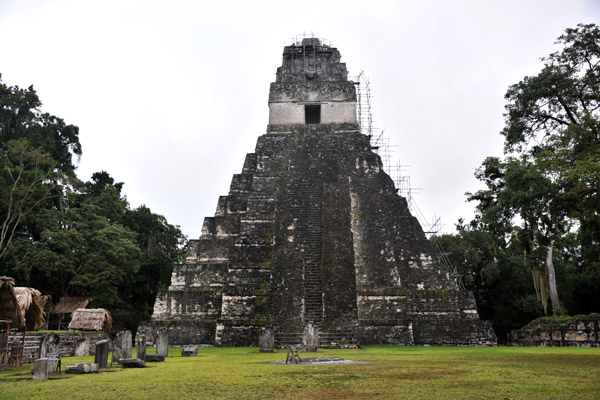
[305,105,321,124]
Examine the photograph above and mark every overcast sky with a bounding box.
[1,0,599,239]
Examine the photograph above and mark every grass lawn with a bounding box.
[1,346,599,399]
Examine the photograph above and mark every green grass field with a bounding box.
[1,346,599,399]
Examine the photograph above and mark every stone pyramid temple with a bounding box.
[138,38,497,347]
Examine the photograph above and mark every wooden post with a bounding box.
[19,330,26,366]
[0,320,10,366]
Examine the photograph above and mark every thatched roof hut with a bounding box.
[54,297,90,314]
[68,308,112,332]
[0,277,25,330]
[14,287,45,331]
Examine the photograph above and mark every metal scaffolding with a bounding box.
[353,72,465,290]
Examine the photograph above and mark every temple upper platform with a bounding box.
[268,38,357,126]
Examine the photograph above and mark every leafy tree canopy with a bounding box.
[0,75,81,175]
[0,75,185,332]
[441,24,600,340]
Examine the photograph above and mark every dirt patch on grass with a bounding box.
[270,357,372,365]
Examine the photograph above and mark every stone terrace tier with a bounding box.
[138,38,496,347]
[138,125,497,347]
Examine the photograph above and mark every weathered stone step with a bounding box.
[305,291,322,296]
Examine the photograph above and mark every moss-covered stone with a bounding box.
[139,38,496,348]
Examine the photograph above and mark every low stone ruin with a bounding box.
[65,363,98,374]
[9,331,109,361]
[119,358,145,368]
[509,314,600,347]
[145,354,165,362]
[181,346,198,357]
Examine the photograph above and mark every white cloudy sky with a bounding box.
[1,0,599,239]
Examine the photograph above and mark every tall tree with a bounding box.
[0,75,184,333]
[469,23,600,315]
[0,75,82,259]
[122,205,186,323]
[0,75,81,175]
[0,139,58,259]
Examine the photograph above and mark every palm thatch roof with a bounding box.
[14,287,45,331]
[68,308,112,332]
[0,277,25,330]
[37,295,53,313]
[53,297,90,314]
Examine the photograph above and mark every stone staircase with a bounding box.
[274,332,303,349]
[275,330,359,349]
[300,174,324,327]
[319,330,359,348]
[289,160,324,327]
[278,136,364,349]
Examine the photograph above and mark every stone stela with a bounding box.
[155,329,168,357]
[94,340,109,369]
[138,37,497,348]
[259,327,274,353]
[136,335,147,361]
[113,330,132,363]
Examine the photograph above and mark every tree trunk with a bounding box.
[546,244,561,314]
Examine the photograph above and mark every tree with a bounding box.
[436,222,543,341]
[8,174,142,331]
[502,24,599,152]
[28,202,142,308]
[468,23,600,315]
[469,154,568,314]
[501,23,600,248]
[122,205,186,324]
[0,75,81,175]
[0,75,184,333]
[0,75,82,259]
[0,139,58,259]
